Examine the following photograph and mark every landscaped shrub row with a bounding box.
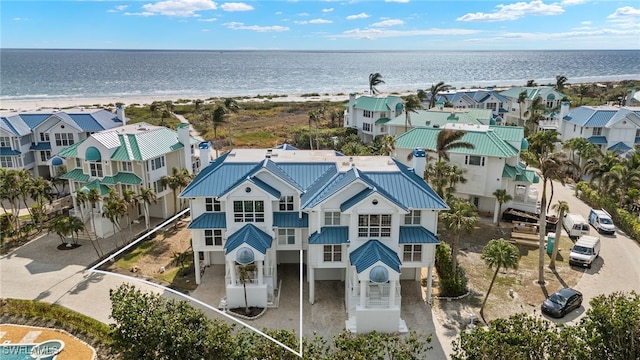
[576,182,640,242]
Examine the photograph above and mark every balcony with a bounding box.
[349,282,402,309]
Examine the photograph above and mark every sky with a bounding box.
[1,0,639,50]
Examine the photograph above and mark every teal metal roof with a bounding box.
[361,170,447,210]
[108,127,198,161]
[57,142,80,158]
[181,163,260,198]
[515,169,540,184]
[188,213,227,229]
[274,162,337,190]
[101,172,142,185]
[490,125,525,143]
[30,142,51,151]
[499,86,563,101]
[81,179,110,195]
[353,95,400,112]
[309,226,349,244]
[273,212,309,228]
[302,169,358,208]
[60,168,90,182]
[398,226,440,244]
[224,224,272,255]
[349,239,401,273]
[386,110,485,128]
[396,127,519,157]
[587,136,607,145]
[0,148,20,156]
[375,117,391,125]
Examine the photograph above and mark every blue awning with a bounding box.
[398,226,440,244]
[0,147,20,156]
[587,136,607,145]
[188,213,227,229]
[309,226,348,244]
[30,142,51,150]
[273,212,308,228]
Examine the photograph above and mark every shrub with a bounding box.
[435,243,468,297]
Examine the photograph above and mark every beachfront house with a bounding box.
[0,107,125,181]
[343,94,404,143]
[499,86,566,127]
[180,148,448,333]
[424,88,509,121]
[558,105,640,157]
[395,123,539,221]
[57,122,201,238]
[383,108,494,137]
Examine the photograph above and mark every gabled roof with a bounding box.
[81,179,110,195]
[181,163,261,198]
[30,142,51,151]
[0,147,21,156]
[248,176,281,199]
[275,143,298,150]
[398,226,440,244]
[385,109,488,128]
[101,172,142,185]
[1,109,124,135]
[588,136,608,144]
[1,116,31,136]
[396,126,519,158]
[352,95,401,112]
[607,142,633,153]
[60,168,90,182]
[349,239,401,273]
[224,223,272,254]
[273,212,309,228]
[309,226,349,244]
[499,86,564,101]
[563,106,640,127]
[188,213,227,229]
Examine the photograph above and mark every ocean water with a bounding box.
[1,49,639,101]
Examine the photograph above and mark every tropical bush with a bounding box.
[435,242,468,297]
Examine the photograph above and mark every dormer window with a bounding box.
[358,214,391,238]
[279,196,294,211]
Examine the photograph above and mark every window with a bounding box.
[324,211,341,226]
[486,102,497,111]
[279,196,294,211]
[405,210,421,225]
[323,245,342,262]
[363,110,372,118]
[150,156,165,170]
[592,127,602,136]
[465,155,485,166]
[152,180,166,194]
[40,133,50,142]
[121,161,132,172]
[636,129,640,137]
[54,133,74,146]
[363,123,372,132]
[573,125,576,132]
[205,229,223,246]
[90,162,103,177]
[358,214,391,238]
[75,158,82,168]
[205,198,221,212]
[0,156,12,168]
[403,245,422,262]
[0,137,10,147]
[278,229,296,245]
[233,200,265,223]
[40,150,51,162]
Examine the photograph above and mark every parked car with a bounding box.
[588,208,615,235]
[568,235,601,268]
[563,213,590,239]
[541,288,583,318]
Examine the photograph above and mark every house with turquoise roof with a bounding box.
[343,94,404,143]
[395,123,539,221]
[0,107,125,180]
[558,105,640,157]
[499,86,566,126]
[180,148,448,333]
[57,122,201,238]
[384,108,494,136]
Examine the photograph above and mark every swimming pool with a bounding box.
[0,339,64,360]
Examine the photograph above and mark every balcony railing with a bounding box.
[349,282,402,309]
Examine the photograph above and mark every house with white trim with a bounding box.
[180,148,448,333]
[57,122,200,238]
[394,123,539,220]
[343,94,404,143]
[499,86,566,127]
[384,108,494,137]
[425,88,510,120]
[0,107,125,180]
[558,105,640,156]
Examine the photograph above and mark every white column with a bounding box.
[229,260,236,285]
[493,200,500,224]
[309,265,315,304]
[194,251,201,284]
[360,280,366,308]
[389,279,396,308]
[258,260,264,286]
[426,266,433,304]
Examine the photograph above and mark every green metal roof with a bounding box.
[59,168,90,182]
[516,169,540,184]
[109,128,198,161]
[353,95,401,112]
[57,142,81,157]
[101,172,142,185]
[385,110,488,128]
[396,127,520,157]
[82,179,111,195]
[375,117,391,125]
[490,125,525,143]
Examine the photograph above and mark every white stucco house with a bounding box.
[57,122,201,238]
[180,148,448,333]
[499,86,566,127]
[343,94,404,143]
[395,123,540,220]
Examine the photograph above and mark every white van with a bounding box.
[563,213,590,239]
[589,209,615,235]
[569,235,601,268]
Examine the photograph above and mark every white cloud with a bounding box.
[322,8,334,13]
[581,20,591,25]
[295,19,333,24]
[201,29,209,32]
[141,0,217,17]
[221,3,254,12]
[347,12,370,20]
[385,0,409,3]
[607,6,640,19]
[482,27,640,42]
[125,12,156,17]
[333,27,480,40]
[457,0,564,22]
[560,0,585,5]
[606,6,640,29]
[371,19,404,27]
[198,17,217,22]
[225,22,290,32]
[116,5,129,11]
[12,17,27,21]
[298,12,310,17]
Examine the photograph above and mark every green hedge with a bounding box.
[576,182,640,242]
[435,243,468,297]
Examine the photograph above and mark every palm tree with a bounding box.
[434,129,475,162]
[194,99,204,113]
[48,216,72,246]
[85,188,102,235]
[122,188,138,243]
[428,81,450,109]
[161,167,192,216]
[526,79,537,87]
[584,151,621,192]
[103,190,127,246]
[221,98,240,148]
[138,187,157,230]
[578,84,589,105]
[149,102,160,123]
[68,215,86,246]
[440,198,479,274]
[528,129,561,157]
[0,169,22,231]
[555,75,568,91]
[479,238,520,323]
[550,201,569,269]
[492,189,513,226]
[517,90,528,126]
[444,164,467,200]
[380,134,396,156]
[402,95,422,133]
[307,110,320,150]
[602,164,640,207]
[368,72,385,95]
[210,106,227,158]
[523,96,547,133]
[237,262,257,315]
[28,176,53,231]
